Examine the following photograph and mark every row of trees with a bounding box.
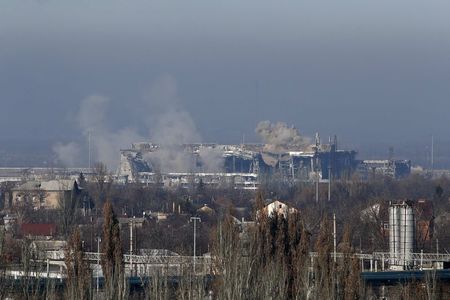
[2,162,450,298]
[1,199,448,299]
[63,201,124,300]
[212,205,361,299]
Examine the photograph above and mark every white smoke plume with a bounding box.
[52,142,81,167]
[54,95,145,169]
[77,95,110,134]
[198,147,224,173]
[77,95,145,169]
[53,75,203,171]
[90,126,144,169]
[255,120,310,153]
[143,75,202,173]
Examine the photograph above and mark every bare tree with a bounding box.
[91,162,112,209]
[144,268,171,300]
[425,269,442,300]
[314,216,335,299]
[59,181,82,237]
[101,201,125,300]
[292,223,311,299]
[213,207,311,299]
[339,224,361,300]
[64,228,91,300]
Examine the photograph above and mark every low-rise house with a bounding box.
[9,180,79,209]
[197,204,215,216]
[257,200,299,219]
[21,223,57,240]
[3,214,17,233]
[148,212,169,222]
[415,199,434,243]
[118,217,146,229]
[30,240,67,260]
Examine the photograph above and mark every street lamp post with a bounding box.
[190,217,201,274]
[130,218,134,277]
[96,237,101,293]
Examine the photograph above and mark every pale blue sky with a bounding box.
[1,0,450,148]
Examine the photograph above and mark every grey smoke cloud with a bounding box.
[144,75,201,145]
[53,75,203,172]
[198,147,224,173]
[256,121,310,153]
[52,142,81,167]
[151,110,201,146]
[143,75,203,173]
[53,94,145,168]
[144,149,194,173]
[77,95,110,134]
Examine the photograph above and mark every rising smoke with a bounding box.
[141,75,200,173]
[53,95,145,168]
[53,75,209,172]
[52,142,81,167]
[198,147,224,173]
[141,75,225,173]
[255,120,310,153]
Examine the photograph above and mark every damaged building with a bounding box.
[116,133,394,187]
[357,159,412,180]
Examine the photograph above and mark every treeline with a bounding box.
[2,164,450,298]
[212,206,448,299]
[212,198,361,299]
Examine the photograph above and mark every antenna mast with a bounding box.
[431,135,434,171]
[88,130,92,169]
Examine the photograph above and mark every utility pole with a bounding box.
[431,135,434,171]
[333,213,337,263]
[328,164,332,202]
[315,157,319,203]
[96,237,101,294]
[88,130,92,170]
[314,133,320,203]
[190,217,201,274]
[130,218,134,277]
[328,136,332,202]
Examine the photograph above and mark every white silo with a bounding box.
[389,204,401,266]
[400,204,415,268]
[389,201,415,270]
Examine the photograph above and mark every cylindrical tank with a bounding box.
[400,205,415,268]
[389,205,401,265]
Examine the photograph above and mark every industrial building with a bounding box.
[117,135,411,187]
[6,179,79,210]
[357,159,411,180]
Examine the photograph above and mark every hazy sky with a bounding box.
[1,0,450,152]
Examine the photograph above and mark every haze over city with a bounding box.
[1,0,450,168]
[3,1,450,299]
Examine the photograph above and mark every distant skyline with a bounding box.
[1,1,449,166]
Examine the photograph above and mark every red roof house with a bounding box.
[21,223,57,237]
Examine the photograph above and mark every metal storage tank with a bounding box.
[400,204,415,268]
[389,205,400,266]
